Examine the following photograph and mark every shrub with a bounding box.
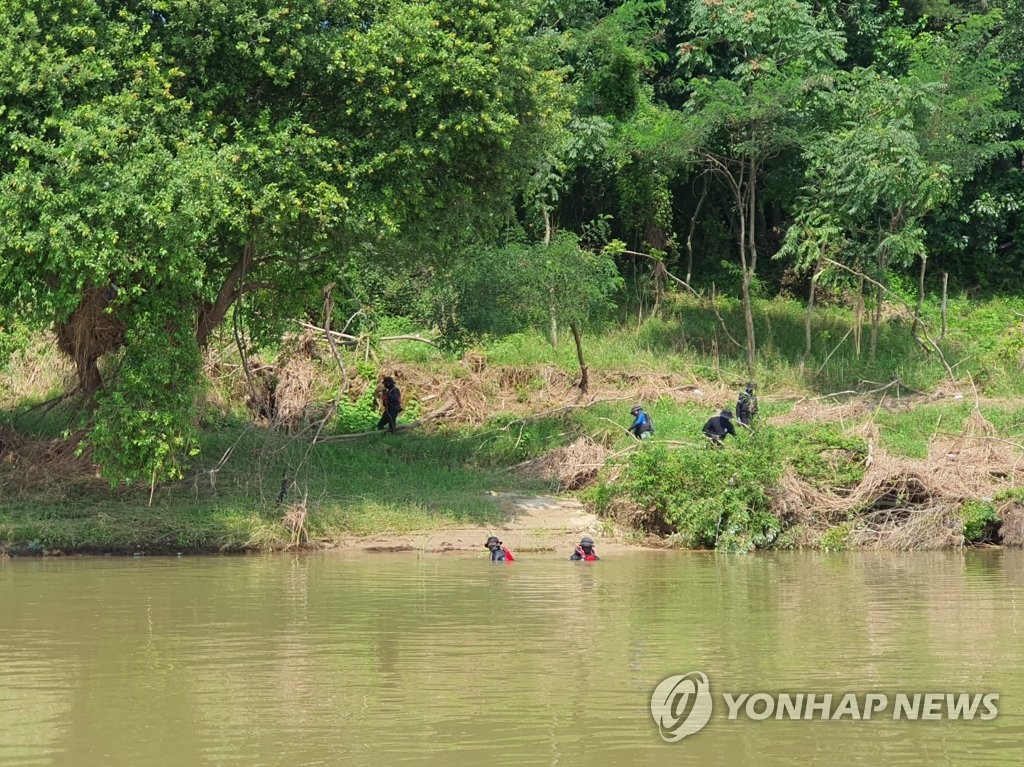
[613,432,783,552]
[959,500,999,543]
[820,522,853,552]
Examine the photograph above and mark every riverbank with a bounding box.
[4,295,1024,555]
[3,384,1023,556]
[0,486,646,557]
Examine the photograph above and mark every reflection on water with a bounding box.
[1,550,1022,766]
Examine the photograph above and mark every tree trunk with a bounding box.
[686,177,708,286]
[78,357,102,398]
[869,283,883,365]
[853,276,864,357]
[739,160,757,375]
[748,160,760,278]
[940,271,948,341]
[801,257,822,373]
[196,241,253,347]
[570,321,588,393]
[913,255,927,340]
[543,210,557,348]
[651,260,666,317]
[869,253,887,365]
[54,287,126,398]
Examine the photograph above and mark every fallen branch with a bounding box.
[791,378,905,406]
[298,322,438,347]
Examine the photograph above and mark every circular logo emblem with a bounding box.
[650,671,713,742]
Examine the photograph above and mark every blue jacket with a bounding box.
[630,411,653,435]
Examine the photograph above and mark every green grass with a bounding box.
[4,291,1024,553]
[0,424,557,553]
[476,292,1024,397]
[872,401,1024,459]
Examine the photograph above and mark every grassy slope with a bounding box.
[2,292,1023,552]
[0,423,556,552]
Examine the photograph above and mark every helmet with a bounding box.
[630,405,642,415]
[580,536,594,547]
[485,536,501,548]
[746,381,756,391]
[721,409,733,419]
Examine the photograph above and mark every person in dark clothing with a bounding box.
[485,535,514,562]
[376,376,403,433]
[570,536,600,561]
[736,381,759,427]
[628,405,654,440]
[702,409,736,446]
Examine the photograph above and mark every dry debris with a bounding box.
[776,409,1022,550]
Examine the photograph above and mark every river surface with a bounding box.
[2,550,1022,766]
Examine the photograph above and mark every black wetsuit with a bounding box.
[629,410,654,439]
[702,414,736,445]
[376,385,402,433]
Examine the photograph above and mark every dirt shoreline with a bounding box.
[0,493,652,558]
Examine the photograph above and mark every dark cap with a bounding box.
[630,405,642,415]
[485,536,501,547]
[580,536,594,546]
[721,409,733,419]
[383,376,395,386]
[746,381,756,390]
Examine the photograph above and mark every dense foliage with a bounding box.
[1,0,1022,481]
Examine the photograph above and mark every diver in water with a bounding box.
[485,535,515,562]
[570,536,600,561]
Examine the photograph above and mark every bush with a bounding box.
[87,322,202,485]
[333,388,380,433]
[611,432,783,552]
[785,427,868,489]
[960,500,999,543]
[820,522,853,552]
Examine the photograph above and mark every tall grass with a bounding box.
[476,293,1024,397]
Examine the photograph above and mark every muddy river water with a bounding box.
[2,550,1022,765]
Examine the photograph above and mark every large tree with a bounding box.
[0,0,558,481]
[676,0,846,373]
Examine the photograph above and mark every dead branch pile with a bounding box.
[243,333,322,430]
[770,397,877,427]
[281,494,309,546]
[274,354,317,429]
[0,427,105,498]
[514,436,613,491]
[775,410,1021,550]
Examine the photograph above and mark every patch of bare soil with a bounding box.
[997,501,1024,547]
[323,493,643,557]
